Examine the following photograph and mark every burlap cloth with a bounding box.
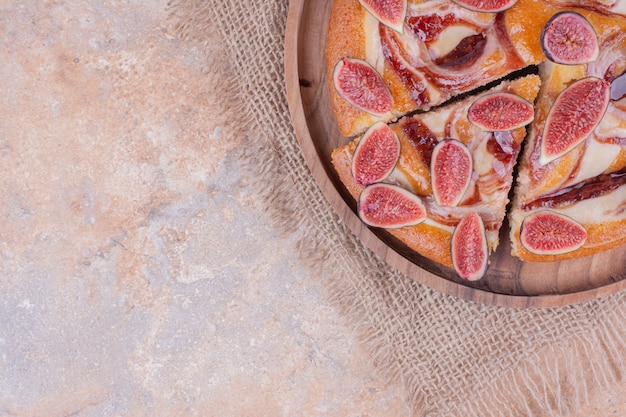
[169,1,626,415]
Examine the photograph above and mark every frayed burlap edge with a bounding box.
[168,1,626,415]
[452,303,626,417]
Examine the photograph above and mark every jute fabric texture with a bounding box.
[169,1,626,415]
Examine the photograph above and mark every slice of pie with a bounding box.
[509,28,626,261]
[325,0,547,138]
[332,75,541,270]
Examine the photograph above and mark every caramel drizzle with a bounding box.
[433,33,487,67]
[522,166,626,210]
[400,118,438,166]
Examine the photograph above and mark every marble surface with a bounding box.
[3,2,626,416]
[0,1,408,415]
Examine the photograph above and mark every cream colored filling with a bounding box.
[423,217,454,232]
[555,185,626,225]
[472,138,495,177]
[418,110,449,136]
[570,137,622,184]
[595,105,626,139]
[364,12,385,74]
[609,0,626,15]
[387,166,417,193]
[427,25,478,60]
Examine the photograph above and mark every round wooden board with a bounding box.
[284,0,626,307]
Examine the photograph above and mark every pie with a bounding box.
[325,0,626,279]
[510,37,626,261]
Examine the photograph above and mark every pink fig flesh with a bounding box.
[352,122,401,185]
[451,212,488,281]
[451,0,518,12]
[540,76,609,166]
[358,0,407,33]
[541,11,599,65]
[468,92,535,131]
[520,210,587,255]
[431,139,472,207]
[333,57,394,117]
[357,183,427,229]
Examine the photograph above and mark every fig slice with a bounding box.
[468,92,535,131]
[451,212,488,281]
[451,0,518,12]
[358,0,407,34]
[541,11,599,65]
[333,57,394,117]
[540,76,610,166]
[520,210,587,255]
[431,139,472,207]
[351,121,401,185]
[357,183,427,229]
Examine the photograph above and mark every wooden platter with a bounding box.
[284,0,626,307]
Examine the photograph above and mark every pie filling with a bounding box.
[522,167,626,211]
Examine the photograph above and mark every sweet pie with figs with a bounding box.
[326,0,626,279]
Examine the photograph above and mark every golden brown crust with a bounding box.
[331,141,363,199]
[325,0,371,137]
[503,0,555,63]
[511,220,626,262]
